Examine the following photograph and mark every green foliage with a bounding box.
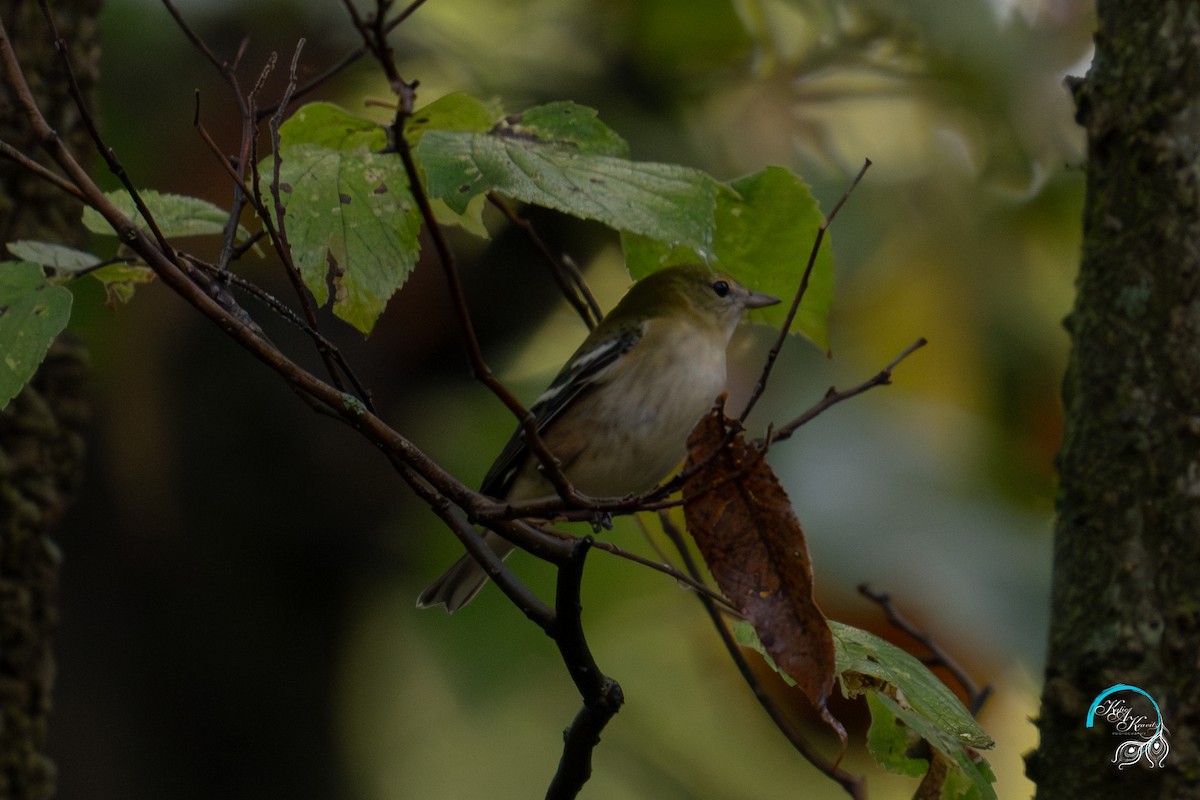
[271,94,828,340]
[6,240,102,273]
[0,261,73,409]
[274,102,424,334]
[416,105,722,250]
[624,166,832,348]
[736,619,996,799]
[836,621,996,799]
[0,90,832,410]
[82,188,236,239]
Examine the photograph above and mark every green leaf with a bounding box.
[90,263,157,307]
[833,621,995,800]
[624,166,833,349]
[404,92,500,145]
[865,692,933,778]
[869,692,996,800]
[416,118,720,249]
[0,261,73,409]
[508,101,630,157]
[275,101,423,334]
[82,189,236,239]
[6,241,101,273]
[831,621,992,750]
[733,620,796,687]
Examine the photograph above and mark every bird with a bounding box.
[417,263,780,612]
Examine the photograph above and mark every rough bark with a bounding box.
[0,2,100,798]
[1028,2,1200,797]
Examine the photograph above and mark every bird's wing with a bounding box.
[479,323,645,499]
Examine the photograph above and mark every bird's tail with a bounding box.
[416,531,515,613]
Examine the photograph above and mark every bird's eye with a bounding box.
[710,280,731,298]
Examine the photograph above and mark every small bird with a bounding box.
[417,263,780,611]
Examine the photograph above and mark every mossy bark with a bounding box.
[1028,2,1200,797]
[0,2,100,798]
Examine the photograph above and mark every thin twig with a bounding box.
[764,337,927,447]
[739,158,872,423]
[37,0,173,256]
[0,9,495,542]
[338,0,586,505]
[0,138,87,202]
[256,45,367,121]
[489,192,602,329]
[589,532,738,612]
[858,584,992,716]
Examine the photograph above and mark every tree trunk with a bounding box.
[0,2,100,798]
[1028,2,1200,798]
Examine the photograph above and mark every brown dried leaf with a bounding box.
[683,403,843,742]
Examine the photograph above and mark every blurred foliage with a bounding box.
[47,1,1091,799]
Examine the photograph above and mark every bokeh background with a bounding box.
[48,0,1093,798]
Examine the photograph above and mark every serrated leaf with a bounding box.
[82,189,237,239]
[0,261,73,409]
[416,125,720,249]
[624,166,833,349]
[275,101,423,334]
[6,241,101,273]
[506,101,630,157]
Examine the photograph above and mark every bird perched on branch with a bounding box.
[417,263,780,612]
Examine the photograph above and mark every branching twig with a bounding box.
[488,193,603,330]
[338,0,587,506]
[858,584,992,716]
[0,7,512,551]
[762,337,928,447]
[739,158,872,423]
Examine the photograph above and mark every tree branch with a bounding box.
[545,537,624,799]
[763,337,928,447]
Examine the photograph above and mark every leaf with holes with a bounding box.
[416,101,721,250]
[275,102,422,334]
[0,261,73,409]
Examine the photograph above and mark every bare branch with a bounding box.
[765,337,927,446]
[858,584,992,716]
[546,537,624,799]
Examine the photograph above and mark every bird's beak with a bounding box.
[744,290,781,309]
